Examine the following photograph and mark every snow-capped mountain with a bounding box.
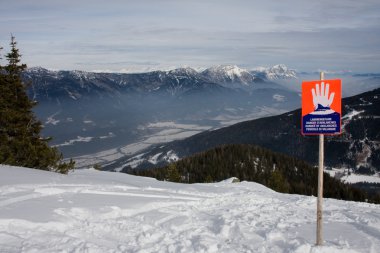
[201,65,257,88]
[252,64,297,80]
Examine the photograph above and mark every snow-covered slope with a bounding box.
[0,165,379,252]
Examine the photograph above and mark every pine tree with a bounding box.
[268,170,290,193]
[166,163,181,182]
[0,36,74,174]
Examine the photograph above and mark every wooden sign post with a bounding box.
[301,73,341,246]
[317,72,324,246]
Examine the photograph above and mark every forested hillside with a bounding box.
[127,144,380,203]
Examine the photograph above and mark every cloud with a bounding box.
[1,0,379,72]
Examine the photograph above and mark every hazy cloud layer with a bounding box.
[1,0,379,72]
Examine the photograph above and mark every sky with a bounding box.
[0,0,380,73]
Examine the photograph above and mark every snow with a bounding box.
[45,111,61,126]
[54,136,94,147]
[122,150,180,170]
[72,142,150,169]
[327,168,380,184]
[207,65,247,79]
[148,152,163,165]
[204,65,251,84]
[342,173,380,184]
[342,110,364,121]
[144,121,210,132]
[99,132,115,139]
[115,153,146,171]
[1,165,379,253]
[213,106,287,126]
[224,65,245,79]
[163,150,179,163]
[252,64,297,80]
[71,122,211,168]
[273,94,286,102]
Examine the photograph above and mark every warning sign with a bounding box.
[302,79,341,135]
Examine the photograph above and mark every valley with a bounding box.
[25,65,300,165]
[24,65,380,184]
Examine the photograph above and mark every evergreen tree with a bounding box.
[205,174,213,183]
[166,163,181,182]
[0,36,74,174]
[268,170,290,193]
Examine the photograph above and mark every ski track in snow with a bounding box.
[0,166,379,253]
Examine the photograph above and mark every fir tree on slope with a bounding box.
[0,36,74,174]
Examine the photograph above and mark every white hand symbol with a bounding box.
[311,82,335,110]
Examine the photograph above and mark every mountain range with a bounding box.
[25,64,296,101]
[24,64,301,161]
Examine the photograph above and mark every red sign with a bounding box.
[302,79,341,135]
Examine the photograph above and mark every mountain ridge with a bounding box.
[24,64,297,102]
